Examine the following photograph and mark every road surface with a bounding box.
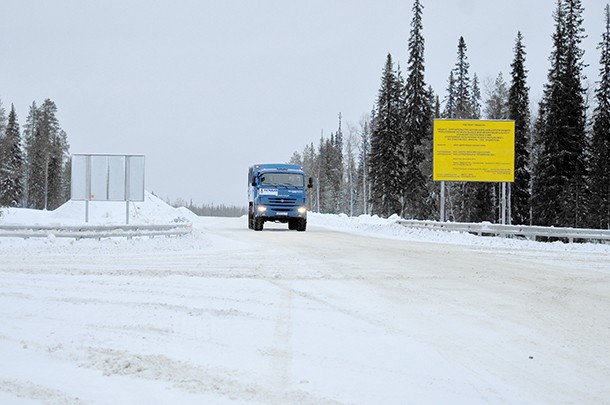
[1,216,609,404]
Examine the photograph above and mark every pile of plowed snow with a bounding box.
[0,192,197,226]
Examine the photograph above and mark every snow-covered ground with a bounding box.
[1,195,609,404]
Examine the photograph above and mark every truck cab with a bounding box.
[248,164,312,231]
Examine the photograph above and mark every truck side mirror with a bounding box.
[308,177,314,188]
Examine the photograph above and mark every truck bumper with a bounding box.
[254,206,307,222]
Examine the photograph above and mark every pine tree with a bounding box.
[402,0,433,219]
[588,4,610,229]
[0,105,25,207]
[532,0,588,227]
[508,32,532,225]
[369,53,405,217]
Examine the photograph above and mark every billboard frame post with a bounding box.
[125,156,131,225]
[85,155,91,223]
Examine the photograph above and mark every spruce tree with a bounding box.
[0,100,6,193]
[508,32,532,225]
[471,73,482,119]
[446,37,475,222]
[369,53,405,217]
[442,71,457,118]
[0,100,6,140]
[454,37,473,119]
[315,131,344,214]
[468,72,494,223]
[24,99,70,210]
[416,86,439,220]
[47,131,65,210]
[532,0,588,227]
[0,105,25,207]
[402,0,433,219]
[23,102,40,208]
[61,157,72,203]
[317,134,332,213]
[443,37,493,222]
[588,4,610,229]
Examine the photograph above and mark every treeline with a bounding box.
[171,198,247,217]
[0,99,70,210]
[290,0,610,230]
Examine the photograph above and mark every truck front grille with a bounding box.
[268,197,297,211]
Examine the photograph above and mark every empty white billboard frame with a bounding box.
[71,154,145,224]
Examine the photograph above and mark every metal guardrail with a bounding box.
[0,223,192,240]
[396,219,610,244]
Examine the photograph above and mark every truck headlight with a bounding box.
[257,206,267,213]
[297,206,307,214]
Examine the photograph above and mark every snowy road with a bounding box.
[1,215,610,404]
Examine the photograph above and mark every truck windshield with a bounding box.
[260,173,304,187]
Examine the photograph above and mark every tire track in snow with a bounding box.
[0,379,86,405]
[83,347,343,405]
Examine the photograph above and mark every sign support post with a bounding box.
[501,182,507,225]
[440,181,446,222]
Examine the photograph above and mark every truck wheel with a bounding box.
[288,219,297,230]
[296,218,307,232]
[248,212,253,229]
[254,217,264,231]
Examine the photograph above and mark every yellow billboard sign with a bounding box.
[433,119,515,182]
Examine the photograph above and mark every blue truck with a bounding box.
[248,164,313,231]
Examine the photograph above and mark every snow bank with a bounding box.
[308,212,610,253]
[0,192,196,226]
[2,197,609,255]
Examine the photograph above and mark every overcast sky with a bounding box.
[0,0,606,206]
